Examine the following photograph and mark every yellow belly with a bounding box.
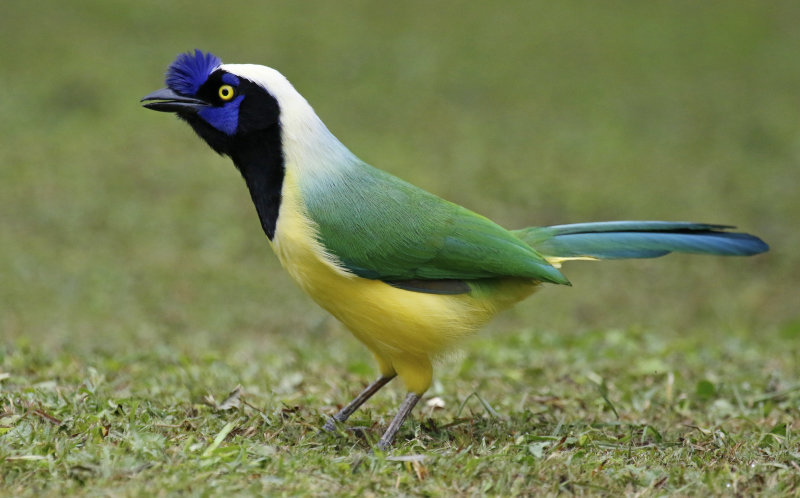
[270,169,537,393]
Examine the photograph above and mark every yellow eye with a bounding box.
[218,84,235,101]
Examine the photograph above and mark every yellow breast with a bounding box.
[270,169,537,392]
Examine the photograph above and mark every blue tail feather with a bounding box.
[515,221,769,260]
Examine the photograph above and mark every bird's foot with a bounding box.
[320,418,338,433]
[320,418,370,439]
[320,415,351,433]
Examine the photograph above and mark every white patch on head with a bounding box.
[219,63,359,185]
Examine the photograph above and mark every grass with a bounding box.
[3,325,799,495]
[2,0,799,495]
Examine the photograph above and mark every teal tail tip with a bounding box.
[520,221,769,260]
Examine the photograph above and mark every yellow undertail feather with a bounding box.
[544,256,598,268]
[271,169,538,394]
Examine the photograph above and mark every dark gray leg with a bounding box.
[376,392,421,451]
[322,375,396,432]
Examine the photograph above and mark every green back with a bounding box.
[301,161,568,285]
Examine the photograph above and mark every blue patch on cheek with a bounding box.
[198,95,245,135]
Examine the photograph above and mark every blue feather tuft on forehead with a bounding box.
[165,49,222,96]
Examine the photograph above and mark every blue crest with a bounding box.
[166,49,222,96]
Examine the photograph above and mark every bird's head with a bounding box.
[141,50,293,156]
[143,49,355,188]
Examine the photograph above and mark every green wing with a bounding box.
[301,162,569,286]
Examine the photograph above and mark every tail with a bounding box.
[514,221,769,267]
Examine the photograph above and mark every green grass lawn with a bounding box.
[2,1,799,495]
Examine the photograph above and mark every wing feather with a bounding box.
[301,163,569,286]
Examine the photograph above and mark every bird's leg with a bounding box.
[322,374,396,432]
[375,392,421,451]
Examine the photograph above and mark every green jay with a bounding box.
[142,50,768,450]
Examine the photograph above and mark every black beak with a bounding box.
[141,88,209,113]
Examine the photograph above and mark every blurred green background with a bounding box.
[2,1,797,360]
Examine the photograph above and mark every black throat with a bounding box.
[179,73,286,240]
[229,125,285,240]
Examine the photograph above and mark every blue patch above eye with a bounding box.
[198,95,245,135]
[222,73,240,86]
[166,49,222,96]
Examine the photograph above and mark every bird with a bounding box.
[141,50,768,450]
